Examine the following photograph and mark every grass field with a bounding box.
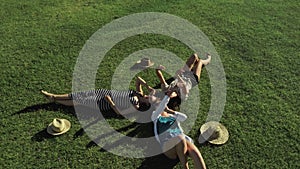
[1,0,299,168]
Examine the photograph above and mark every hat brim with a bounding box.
[199,121,229,145]
[47,119,71,136]
[130,61,154,70]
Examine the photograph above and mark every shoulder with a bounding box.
[131,90,143,97]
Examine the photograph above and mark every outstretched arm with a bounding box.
[135,76,155,95]
[165,106,175,114]
[155,65,169,87]
[165,107,187,122]
[105,95,121,115]
[105,95,138,115]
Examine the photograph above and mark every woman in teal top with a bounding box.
[151,91,206,169]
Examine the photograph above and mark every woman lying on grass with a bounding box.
[155,53,211,101]
[41,76,180,117]
[106,89,206,169]
[41,76,158,115]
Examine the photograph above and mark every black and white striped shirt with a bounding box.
[70,89,139,112]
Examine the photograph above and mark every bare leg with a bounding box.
[192,53,211,81]
[175,54,199,78]
[182,53,199,72]
[176,138,189,169]
[200,53,211,66]
[186,141,206,169]
[41,90,75,106]
[163,136,189,169]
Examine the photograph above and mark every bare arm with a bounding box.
[105,95,138,115]
[164,106,175,114]
[155,65,168,86]
[151,95,170,121]
[105,95,121,115]
[165,107,187,122]
[135,76,154,95]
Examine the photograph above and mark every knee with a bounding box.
[187,144,201,157]
[176,135,188,147]
[170,135,187,148]
[192,53,199,59]
[174,135,188,153]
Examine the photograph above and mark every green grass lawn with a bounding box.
[1,0,299,168]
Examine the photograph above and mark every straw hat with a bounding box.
[199,121,229,145]
[130,58,154,70]
[47,118,71,135]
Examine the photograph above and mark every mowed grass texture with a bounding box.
[0,0,299,168]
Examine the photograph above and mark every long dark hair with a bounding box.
[138,101,151,111]
[135,92,151,112]
[168,95,181,111]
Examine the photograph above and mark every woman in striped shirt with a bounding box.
[41,76,158,115]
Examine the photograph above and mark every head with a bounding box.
[163,88,182,110]
[138,101,152,111]
[137,91,163,111]
[168,95,181,111]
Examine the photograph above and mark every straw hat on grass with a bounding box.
[47,118,71,136]
[130,58,154,70]
[199,121,229,145]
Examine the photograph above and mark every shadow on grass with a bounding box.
[137,154,179,169]
[13,102,75,116]
[15,102,126,141]
[86,123,179,169]
[85,116,180,169]
[31,129,56,142]
[14,103,122,119]
[85,121,150,149]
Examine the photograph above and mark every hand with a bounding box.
[177,74,184,83]
[105,95,115,106]
[105,95,122,115]
[175,68,184,76]
[166,88,177,97]
[156,65,165,70]
[149,87,156,96]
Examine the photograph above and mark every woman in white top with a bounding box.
[150,90,206,169]
[155,53,211,101]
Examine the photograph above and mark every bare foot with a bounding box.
[156,65,166,70]
[200,53,211,66]
[40,90,55,102]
